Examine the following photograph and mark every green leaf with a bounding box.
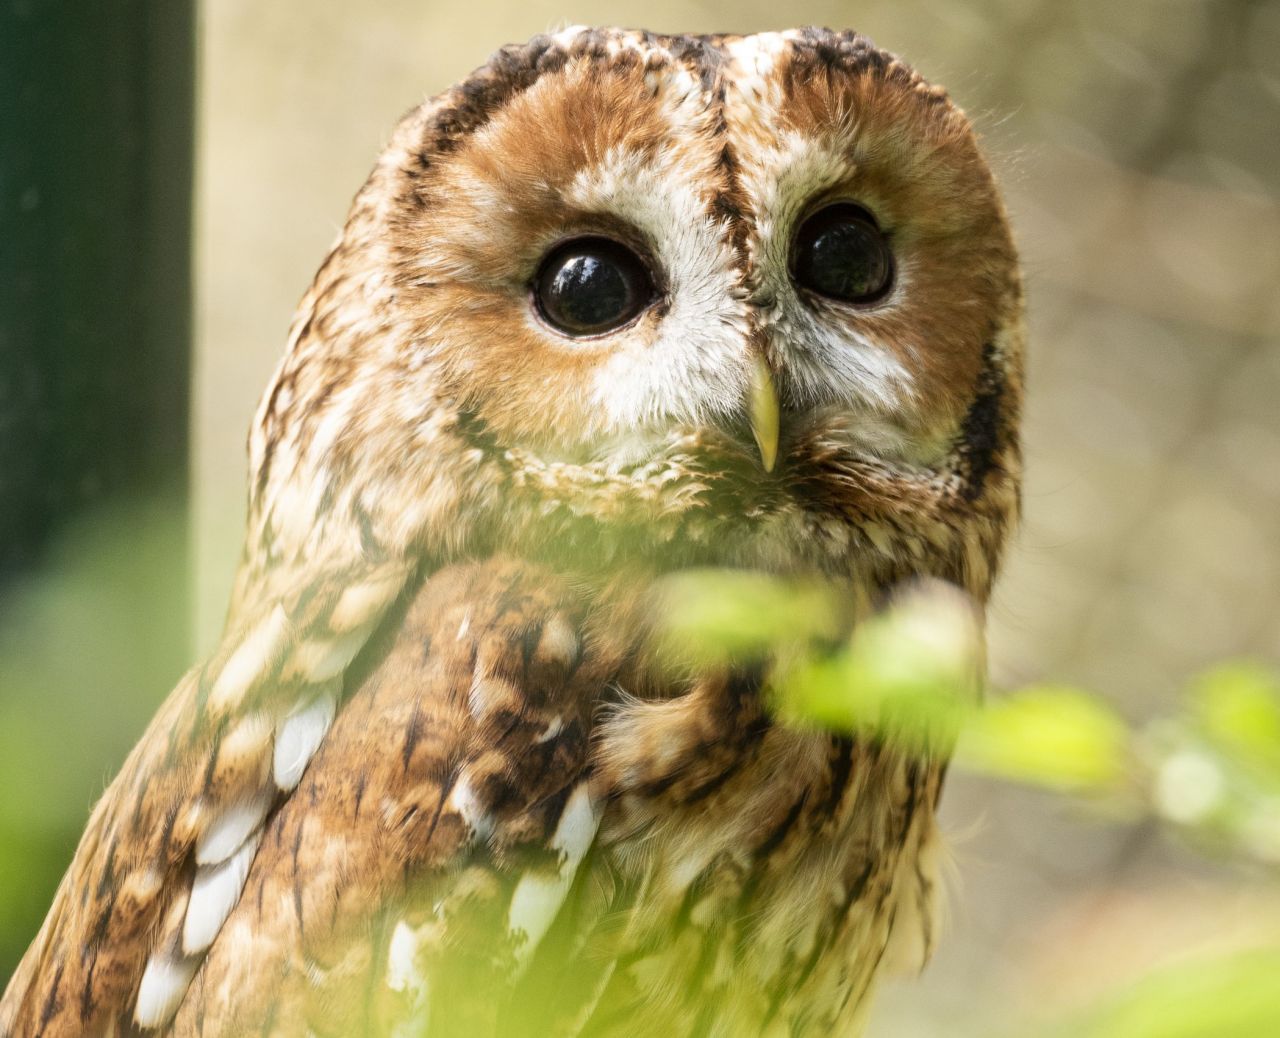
[1190,662,1280,779]
[957,686,1130,792]
[655,569,841,666]
[777,584,981,755]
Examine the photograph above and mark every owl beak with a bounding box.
[748,355,780,473]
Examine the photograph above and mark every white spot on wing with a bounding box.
[666,847,716,897]
[274,691,338,791]
[537,616,579,666]
[182,828,262,954]
[387,919,432,1036]
[467,676,512,721]
[447,772,494,843]
[120,867,163,904]
[533,716,563,744]
[506,782,601,968]
[386,920,423,993]
[209,605,290,713]
[219,711,272,762]
[134,950,199,1029]
[551,781,599,863]
[288,627,367,682]
[330,570,404,633]
[195,791,273,866]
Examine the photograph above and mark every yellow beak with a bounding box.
[749,355,780,473]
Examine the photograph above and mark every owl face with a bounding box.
[247,27,1021,595]
[385,28,1016,456]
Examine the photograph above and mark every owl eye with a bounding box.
[791,203,894,305]
[533,237,656,336]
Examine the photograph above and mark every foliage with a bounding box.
[3,544,1279,1035]
[659,570,1280,1037]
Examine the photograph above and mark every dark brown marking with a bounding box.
[38,960,64,1030]
[821,737,855,818]
[400,703,424,773]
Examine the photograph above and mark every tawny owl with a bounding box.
[0,26,1022,1038]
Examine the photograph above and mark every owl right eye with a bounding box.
[533,237,656,337]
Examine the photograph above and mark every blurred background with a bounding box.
[2,0,1279,1033]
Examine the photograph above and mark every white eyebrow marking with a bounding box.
[565,147,748,435]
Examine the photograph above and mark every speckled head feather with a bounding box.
[2,27,1021,1038]
[238,25,1021,601]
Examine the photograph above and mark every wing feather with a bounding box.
[0,560,416,1036]
[0,556,627,1038]
[162,558,619,1038]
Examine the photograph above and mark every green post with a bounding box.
[0,0,194,580]
[0,0,195,986]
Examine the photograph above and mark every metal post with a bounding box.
[0,0,195,987]
[0,0,194,581]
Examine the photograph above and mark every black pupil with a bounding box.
[792,204,893,303]
[535,238,651,335]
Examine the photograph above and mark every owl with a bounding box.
[0,26,1022,1038]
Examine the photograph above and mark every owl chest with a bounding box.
[587,723,944,1035]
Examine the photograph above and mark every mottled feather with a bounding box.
[1,25,1022,1038]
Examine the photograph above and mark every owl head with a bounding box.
[240,27,1022,608]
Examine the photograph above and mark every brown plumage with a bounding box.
[0,26,1022,1038]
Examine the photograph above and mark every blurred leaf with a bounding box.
[1150,743,1231,828]
[656,569,841,666]
[1189,662,1280,779]
[957,686,1130,793]
[778,583,981,756]
[1041,945,1280,1038]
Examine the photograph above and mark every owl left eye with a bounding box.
[791,203,894,305]
[533,237,656,337]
